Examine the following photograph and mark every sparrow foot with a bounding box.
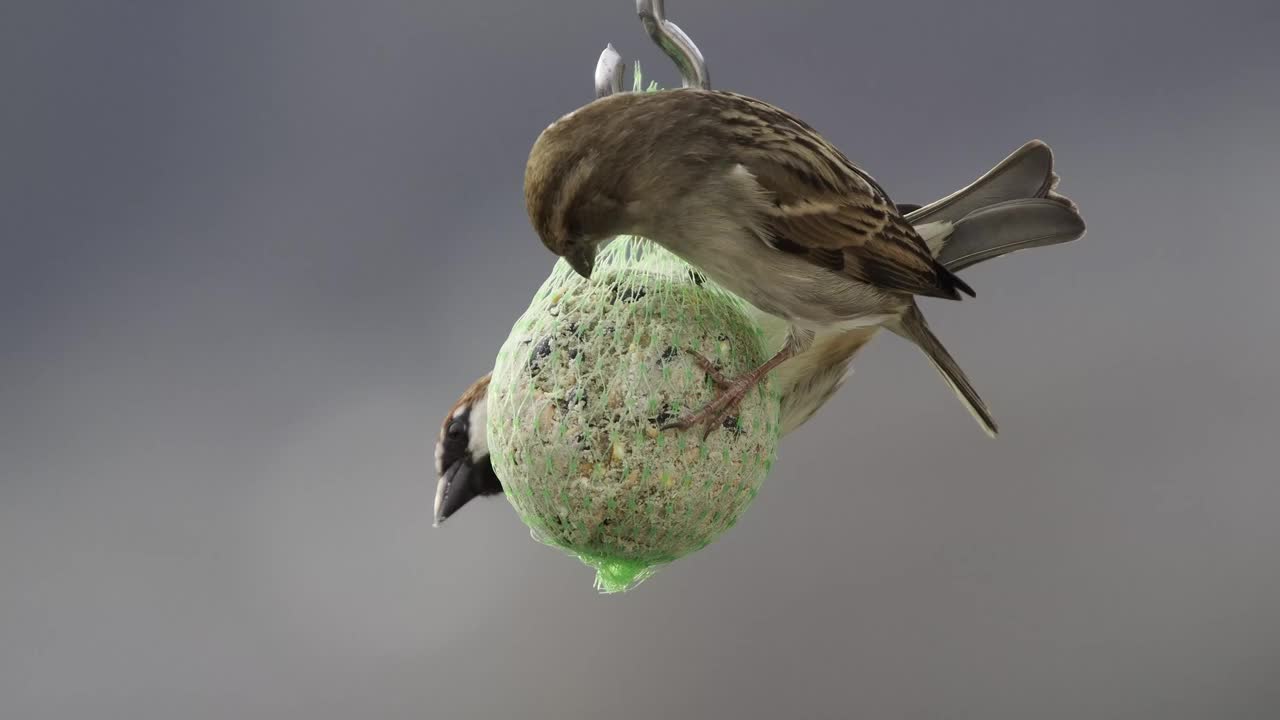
[660,379,753,441]
[660,351,756,440]
[661,340,799,440]
[685,350,732,390]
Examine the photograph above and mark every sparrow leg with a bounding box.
[685,351,733,390]
[662,329,813,439]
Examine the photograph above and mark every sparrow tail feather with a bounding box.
[935,197,1085,272]
[889,305,998,438]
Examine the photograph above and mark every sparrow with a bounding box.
[433,373,503,525]
[437,140,1084,523]
[525,88,1026,438]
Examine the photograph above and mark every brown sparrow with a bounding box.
[437,140,1084,523]
[525,88,1059,437]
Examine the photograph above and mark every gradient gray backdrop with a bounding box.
[4,1,1279,718]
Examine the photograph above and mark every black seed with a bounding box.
[652,403,674,426]
[534,336,552,359]
[528,336,554,375]
[660,346,679,364]
[609,284,647,303]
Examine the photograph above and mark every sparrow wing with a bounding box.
[745,156,975,301]
[712,92,973,300]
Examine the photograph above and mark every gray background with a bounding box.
[3,1,1279,718]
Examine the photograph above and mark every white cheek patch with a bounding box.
[467,401,488,458]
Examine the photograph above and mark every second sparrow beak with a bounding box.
[567,244,596,280]
[434,459,474,526]
[433,453,504,526]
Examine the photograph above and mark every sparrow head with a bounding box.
[433,373,503,526]
[524,99,646,280]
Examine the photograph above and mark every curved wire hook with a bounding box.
[593,1,710,98]
[637,0,710,89]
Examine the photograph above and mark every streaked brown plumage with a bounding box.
[525,88,998,437]
[526,89,972,303]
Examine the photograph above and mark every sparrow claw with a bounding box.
[660,345,771,439]
[660,378,750,440]
[685,349,731,390]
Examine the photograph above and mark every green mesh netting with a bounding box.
[486,69,782,593]
[487,234,783,592]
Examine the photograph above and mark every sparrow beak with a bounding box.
[433,454,503,526]
[434,458,474,526]
[567,244,596,280]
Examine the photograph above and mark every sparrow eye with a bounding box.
[446,422,466,440]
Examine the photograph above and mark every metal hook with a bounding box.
[595,44,626,98]
[592,1,710,98]
[637,0,710,89]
